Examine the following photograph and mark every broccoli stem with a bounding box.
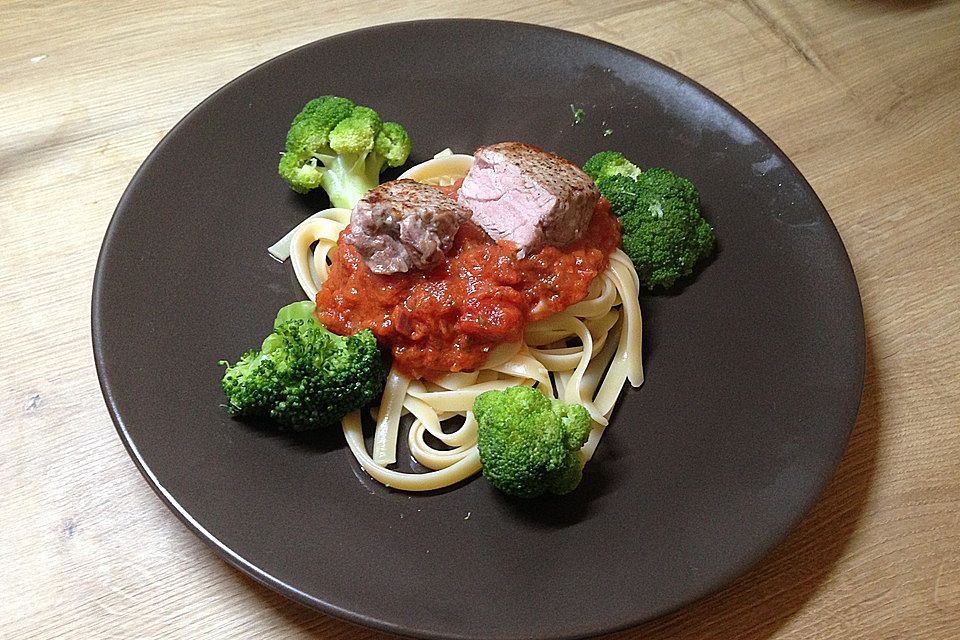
[319,153,381,209]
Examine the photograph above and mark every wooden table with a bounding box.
[3,1,958,638]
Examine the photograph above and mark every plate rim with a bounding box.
[91,18,865,640]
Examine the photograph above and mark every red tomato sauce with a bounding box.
[315,198,620,380]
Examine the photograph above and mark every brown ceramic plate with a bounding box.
[92,20,864,640]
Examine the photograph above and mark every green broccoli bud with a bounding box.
[583,150,642,182]
[375,122,413,168]
[272,299,316,325]
[329,107,381,154]
[220,301,386,431]
[473,386,592,498]
[278,153,323,194]
[587,152,715,289]
[594,174,641,215]
[277,96,412,208]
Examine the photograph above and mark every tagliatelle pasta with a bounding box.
[277,149,644,491]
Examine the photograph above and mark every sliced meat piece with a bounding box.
[344,179,471,274]
[456,142,600,257]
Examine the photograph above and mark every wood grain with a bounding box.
[2,1,958,638]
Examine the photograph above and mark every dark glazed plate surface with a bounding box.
[92,20,864,640]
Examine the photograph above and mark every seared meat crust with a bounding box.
[344,179,471,274]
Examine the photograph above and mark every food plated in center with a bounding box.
[222,96,715,497]
[319,166,621,379]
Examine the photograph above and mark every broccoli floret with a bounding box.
[278,96,412,208]
[220,300,385,430]
[582,150,642,181]
[473,386,592,498]
[585,152,715,289]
